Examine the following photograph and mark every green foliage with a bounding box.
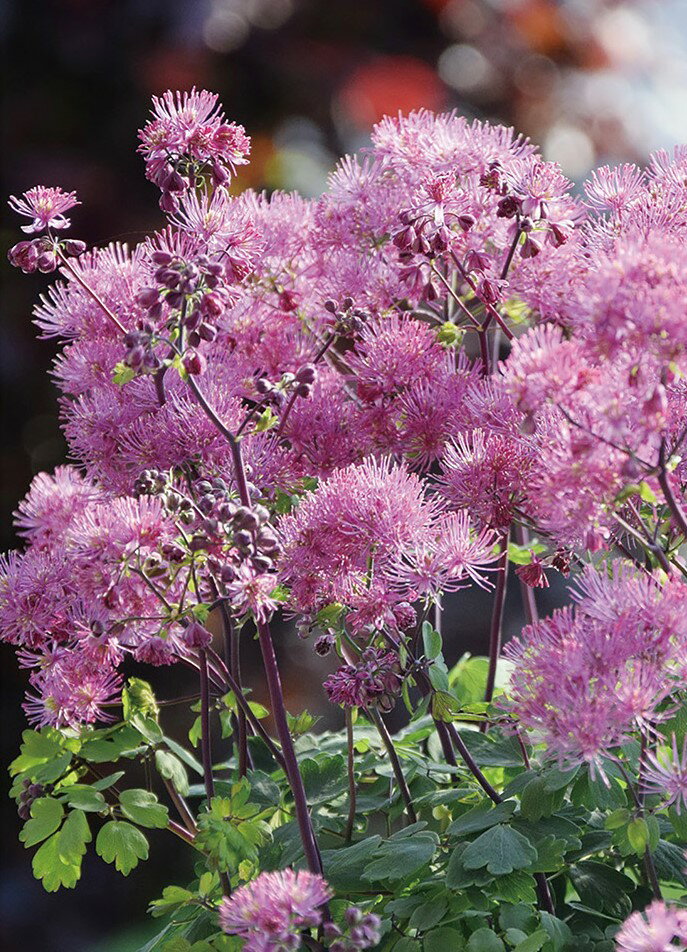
[8,680,687,952]
[97,820,149,874]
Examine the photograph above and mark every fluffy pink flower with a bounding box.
[615,901,687,951]
[504,565,687,772]
[8,185,79,233]
[642,735,687,814]
[139,88,250,177]
[219,868,331,951]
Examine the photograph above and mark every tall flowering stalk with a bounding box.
[4,91,687,950]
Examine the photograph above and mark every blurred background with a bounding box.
[3,1,687,949]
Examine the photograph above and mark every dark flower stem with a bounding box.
[658,438,687,537]
[218,600,249,777]
[482,530,510,724]
[344,709,357,842]
[513,524,538,626]
[368,708,417,824]
[168,819,196,845]
[257,620,324,875]
[163,777,197,835]
[198,649,215,802]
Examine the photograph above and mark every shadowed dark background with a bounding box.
[2,1,687,949]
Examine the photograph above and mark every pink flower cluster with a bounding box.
[615,900,687,951]
[5,88,687,775]
[504,566,687,773]
[218,868,331,951]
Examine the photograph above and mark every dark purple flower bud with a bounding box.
[184,619,213,649]
[255,377,273,395]
[393,225,417,250]
[200,292,223,317]
[477,277,501,305]
[151,250,174,266]
[548,220,574,247]
[314,633,335,657]
[36,251,58,273]
[234,529,253,551]
[156,267,180,288]
[137,287,161,309]
[125,345,145,369]
[220,564,237,584]
[62,239,87,256]
[197,322,217,342]
[323,299,338,313]
[143,350,161,372]
[253,505,269,524]
[251,554,273,572]
[295,382,312,398]
[7,240,39,273]
[163,168,185,193]
[233,506,259,531]
[159,190,180,214]
[256,527,279,554]
[296,363,317,385]
[182,349,206,376]
[457,213,476,232]
[464,248,491,273]
[161,542,185,562]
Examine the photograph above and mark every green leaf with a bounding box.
[604,808,631,831]
[119,789,169,829]
[490,870,537,904]
[57,784,107,812]
[408,896,447,931]
[539,913,573,952]
[113,361,136,385]
[529,835,566,873]
[254,407,278,432]
[155,750,190,796]
[58,809,91,864]
[448,800,516,836]
[162,736,204,776]
[462,825,538,876]
[286,710,320,736]
[422,622,443,661]
[626,817,649,856]
[654,839,687,886]
[513,931,548,952]
[392,940,421,952]
[450,655,489,704]
[520,777,555,822]
[20,797,64,847]
[10,729,72,784]
[80,724,148,763]
[149,885,195,918]
[425,927,465,951]
[96,820,149,875]
[321,837,382,891]
[466,928,505,952]
[569,862,634,918]
[31,808,91,892]
[432,690,459,723]
[362,826,438,882]
[122,677,159,720]
[32,831,81,891]
[300,754,347,805]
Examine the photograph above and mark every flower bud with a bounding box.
[182,349,206,375]
[184,619,212,649]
